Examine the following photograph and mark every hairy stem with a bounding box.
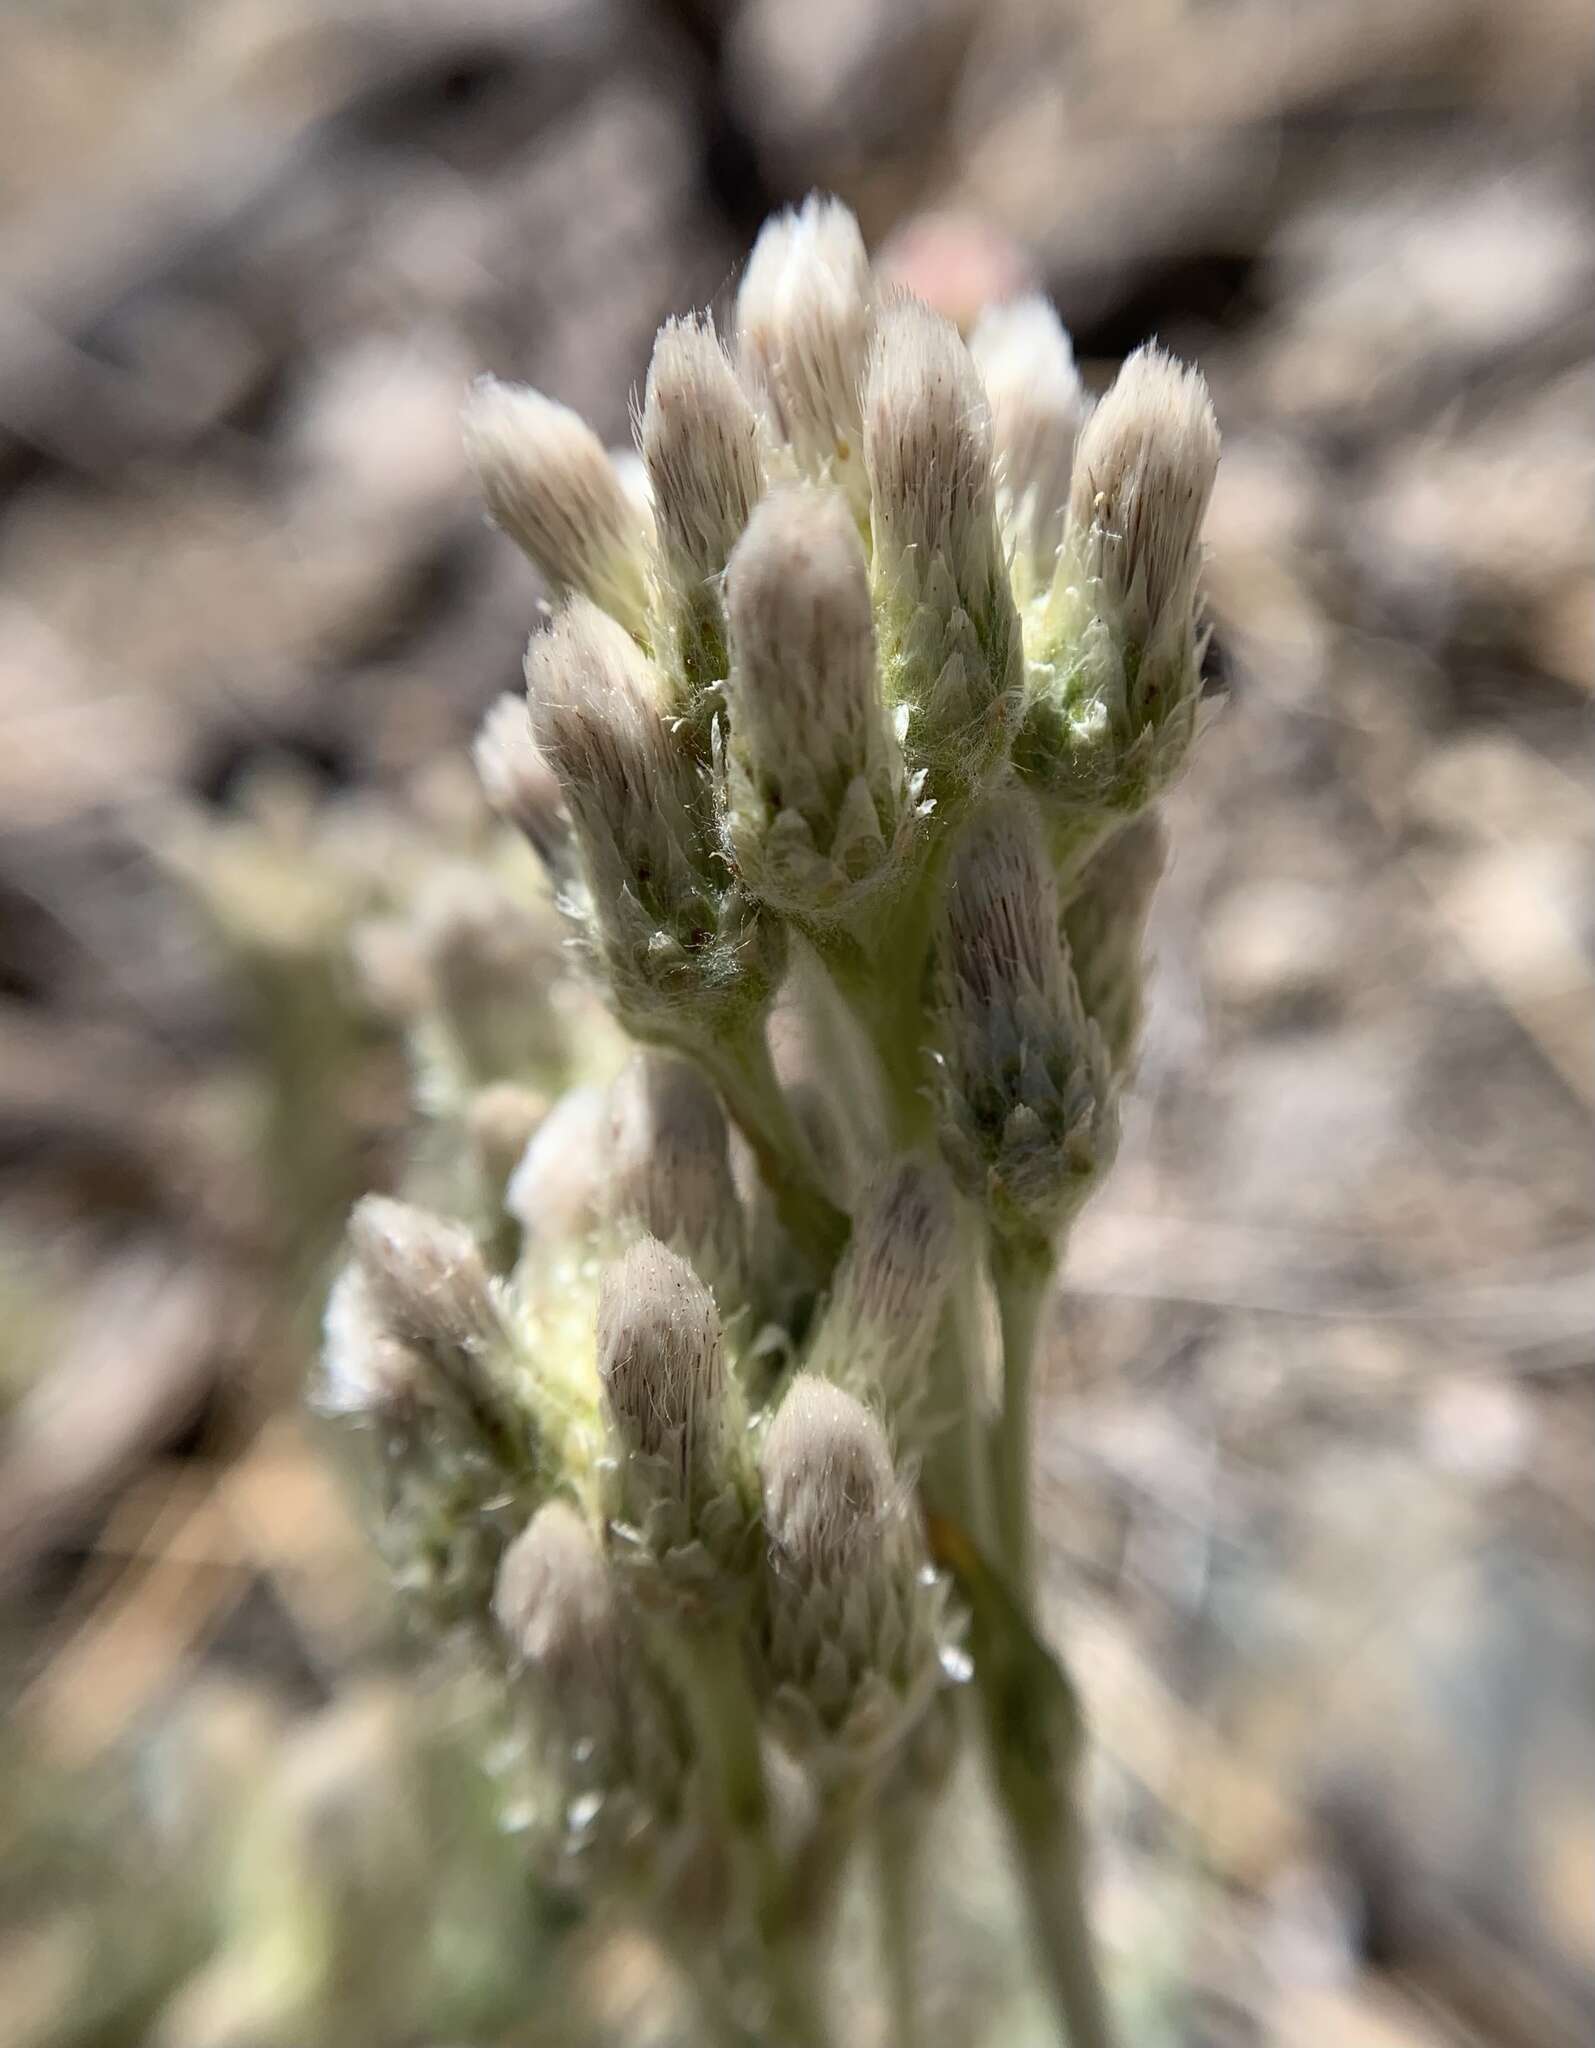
[697,1022,851,1273]
[814,850,946,1151]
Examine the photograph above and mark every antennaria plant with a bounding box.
[321,193,1219,2047]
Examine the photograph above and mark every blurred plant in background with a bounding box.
[293,195,1220,2047]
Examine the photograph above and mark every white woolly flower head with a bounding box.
[761,1375,950,1775]
[1060,810,1168,1083]
[722,485,912,924]
[969,293,1086,599]
[526,597,782,1034]
[862,293,1022,791]
[804,1157,957,1413]
[934,800,1117,1244]
[597,1237,759,1608]
[319,1203,546,1628]
[1018,344,1219,820]
[1066,343,1219,639]
[606,1051,747,1312]
[472,693,569,870]
[410,862,565,1089]
[494,1500,694,1866]
[462,377,653,638]
[638,313,764,711]
[736,194,874,519]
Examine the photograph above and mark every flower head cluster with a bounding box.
[321,190,1217,2036]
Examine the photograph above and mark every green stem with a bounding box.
[698,1022,850,1274]
[921,1287,992,1550]
[991,1237,1051,1604]
[984,1712,1115,2048]
[687,1621,770,1840]
[875,1803,924,2048]
[814,851,946,1151]
[929,1423,1117,2048]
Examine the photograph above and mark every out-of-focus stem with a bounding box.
[677,1625,836,2048]
[935,1520,1117,2048]
[984,1708,1115,2048]
[876,1800,925,2048]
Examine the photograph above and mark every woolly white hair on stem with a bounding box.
[723,486,906,917]
[969,294,1086,597]
[736,195,874,518]
[462,378,652,639]
[862,294,1021,779]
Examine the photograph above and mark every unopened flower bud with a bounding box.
[1020,346,1218,818]
[1067,345,1218,636]
[1061,811,1167,1081]
[494,1502,692,1853]
[863,295,1021,789]
[639,314,763,707]
[608,1053,746,1310]
[466,1081,547,1210]
[969,294,1085,597]
[495,1501,626,1740]
[805,1158,956,1411]
[597,1238,756,1603]
[598,1237,726,1467]
[412,865,564,1087]
[762,1375,894,1568]
[526,598,780,1034]
[347,1196,530,1464]
[462,378,653,638]
[761,1376,947,1771]
[723,487,909,921]
[472,693,569,872]
[505,1081,610,1249]
[736,196,873,518]
[317,1261,424,1427]
[318,1242,535,1628]
[935,802,1116,1244]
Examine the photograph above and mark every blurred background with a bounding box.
[0,2,1591,2043]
